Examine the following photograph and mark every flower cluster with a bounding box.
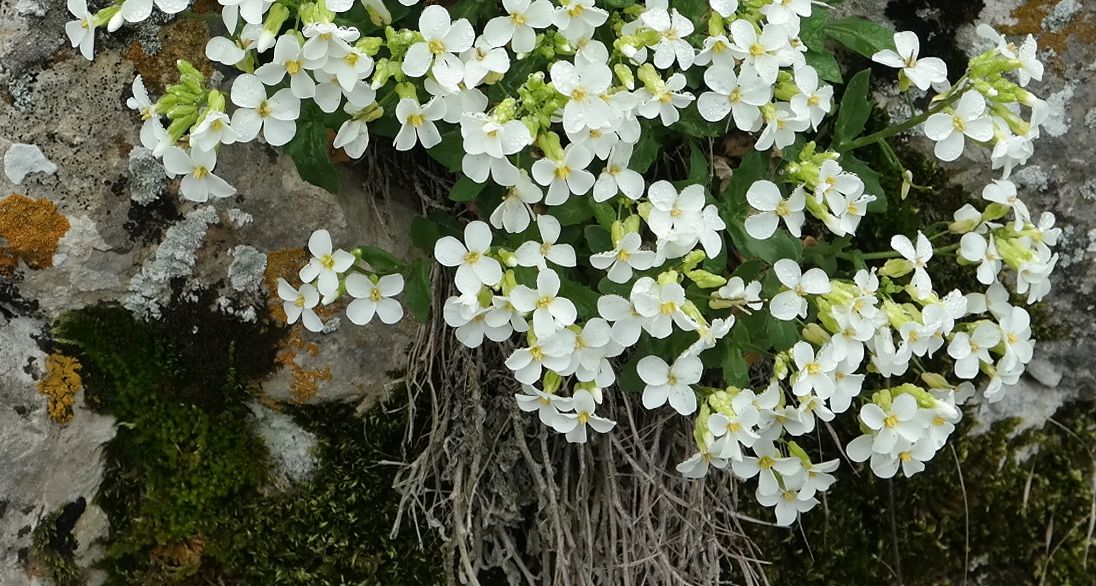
[82,0,1059,527]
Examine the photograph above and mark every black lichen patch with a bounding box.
[123,194,181,247]
[885,0,985,82]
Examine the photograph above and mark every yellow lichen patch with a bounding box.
[999,0,1096,70]
[37,354,82,425]
[0,193,70,275]
[263,246,334,403]
[122,19,212,93]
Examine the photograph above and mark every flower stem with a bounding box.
[837,82,967,153]
[856,242,960,261]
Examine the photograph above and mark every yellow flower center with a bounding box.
[899,451,912,462]
[659,301,677,315]
[464,251,480,264]
[952,116,966,132]
[531,346,544,361]
[568,4,584,17]
[577,411,590,423]
[294,296,306,308]
[345,52,360,66]
[257,101,272,118]
[884,415,898,428]
[408,113,424,127]
[775,200,789,217]
[286,60,301,74]
[211,118,224,131]
[193,166,209,179]
[758,456,775,469]
[555,165,571,180]
[749,43,765,57]
[428,39,446,54]
[536,296,552,310]
[616,249,631,262]
[807,94,821,106]
[571,88,588,101]
[932,416,945,426]
[806,362,821,375]
[370,288,382,301]
[512,12,526,25]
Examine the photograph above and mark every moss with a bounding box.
[748,404,1096,584]
[28,500,87,586]
[54,302,277,583]
[36,353,82,424]
[209,399,443,585]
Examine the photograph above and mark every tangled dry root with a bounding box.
[391,269,770,585]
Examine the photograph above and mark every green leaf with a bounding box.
[766,316,799,352]
[719,151,803,264]
[584,225,612,253]
[720,342,749,388]
[590,200,616,230]
[629,123,663,173]
[550,197,594,226]
[358,246,405,274]
[805,49,843,83]
[449,176,485,202]
[824,17,896,59]
[559,278,599,319]
[674,106,724,138]
[426,128,463,171]
[841,153,888,212]
[833,69,872,147]
[799,13,828,49]
[403,259,432,322]
[284,106,339,194]
[409,216,440,253]
[686,140,710,186]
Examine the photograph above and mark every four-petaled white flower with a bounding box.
[745,180,806,239]
[402,5,475,88]
[230,73,301,146]
[483,0,554,53]
[590,232,657,283]
[255,34,316,99]
[514,214,577,269]
[277,278,324,332]
[593,143,645,202]
[299,229,357,297]
[65,0,96,60]
[769,259,831,320]
[345,273,404,325]
[554,389,615,444]
[637,354,702,415]
[891,231,934,299]
[434,221,504,294]
[163,147,236,202]
[509,268,578,337]
[551,60,613,133]
[923,91,994,162]
[394,98,446,151]
[872,31,948,91]
[641,6,696,70]
[531,144,596,205]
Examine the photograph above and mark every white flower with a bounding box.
[855,437,936,479]
[646,181,704,238]
[756,477,817,527]
[871,31,948,91]
[551,60,613,133]
[637,354,701,415]
[998,306,1034,371]
[982,179,1029,229]
[959,232,1002,285]
[814,159,864,208]
[301,23,359,66]
[345,273,404,325]
[694,34,736,68]
[761,0,812,26]
[219,0,267,25]
[641,6,695,70]
[505,329,574,383]
[490,170,542,233]
[483,0,554,53]
[189,111,237,152]
[394,98,445,151]
[299,229,356,296]
[277,278,324,332]
[798,458,839,500]
[732,441,802,495]
[789,65,833,129]
[433,220,503,294]
[461,37,511,87]
[323,43,375,93]
[554,390,615,443]
[769,259,831,320]
[593,143,645,202]
[531,144,596,205]
[510,269,578,337]
[590,232,657,283]
[636,73,694,126]
[333,98,379,159]
[460,113,531,185]
[676,449,727,479]
[947,321,1000,379]
[855,394,924,454]
[923,91,994,162]
[162,147,236,203]
[727,20,790,84]
[515,384,574,427]
[714,277,763,312]
[745,180,806,239]
[65,0,96,60]
[632,277,697,338]
[514,214,577,269]
[709,0,739,18]
[402,5,475,88]
[891,231,933,299]
[444,294,512,348]
[126,75,166,151]
[756,104,809,151]
[709,392,761,461]
[597,294,645,346]
[791,342,836,398]
[552,0,608,40]
[230,74,300,146]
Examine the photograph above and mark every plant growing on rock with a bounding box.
[74,0,1060,529]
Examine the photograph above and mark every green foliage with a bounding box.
[750,407,1096,585]
[824,16,897,59]
[213,401,443,585]
[30,504,86,586]
[404,258,433,321]
[286,104,340,194]
[833,69,872,148]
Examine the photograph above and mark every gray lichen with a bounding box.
[127,147,165,206]
[228,245,267,292]
[123,206,218,319]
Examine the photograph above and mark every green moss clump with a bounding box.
[749,405,1096,585]
[211,401,443,585]
[54,304,276,582]
[29,500,86,586]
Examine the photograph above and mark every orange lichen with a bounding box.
[0,193,70,275]
[37,354,82,425]
[122,19,213,93]
[263,246,334,403]
[999,0,1096,70]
